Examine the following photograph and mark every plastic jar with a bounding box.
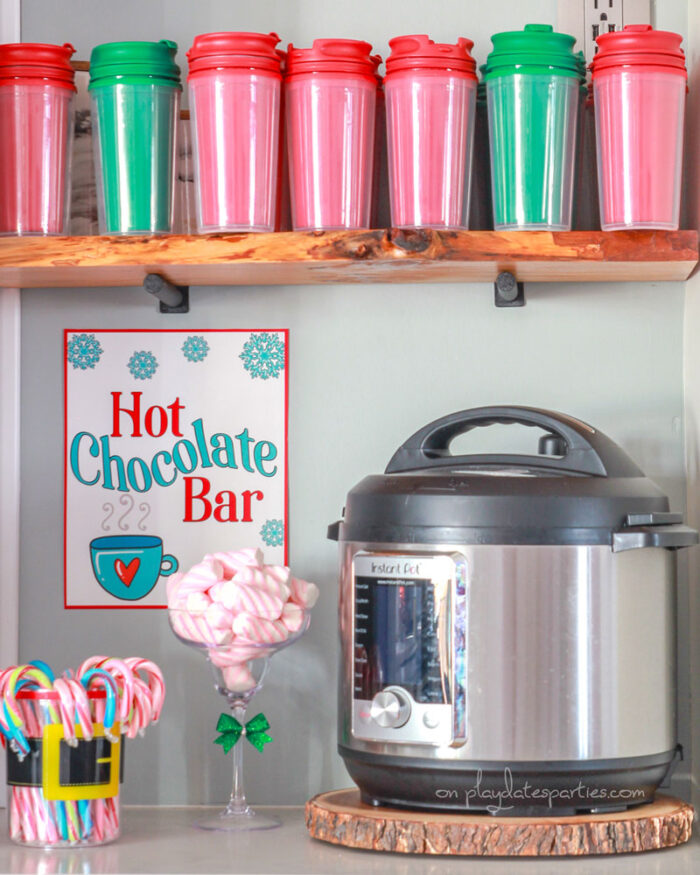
[384,34,477,229]
[285,39,377,231]
[89,40,181,235]
[0,43,76,235]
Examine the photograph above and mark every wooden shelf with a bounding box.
[0,229,696,288]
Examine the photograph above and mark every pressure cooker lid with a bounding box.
[328,406,697,548]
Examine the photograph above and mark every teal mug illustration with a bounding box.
[90,535,178,601]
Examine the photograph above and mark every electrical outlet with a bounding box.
[557,0,651,65]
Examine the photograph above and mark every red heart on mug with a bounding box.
[115,558,140,586]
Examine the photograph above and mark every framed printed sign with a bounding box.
[63,329,288,609]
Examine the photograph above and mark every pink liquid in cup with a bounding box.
[285,40,377,231]
[384,36,477,230]
[0,43,76,235]
[188,33,282,233]
[591,26,687,231]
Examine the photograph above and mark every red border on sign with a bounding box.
[63,328,290,610]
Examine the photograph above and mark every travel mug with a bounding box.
[188,32,282,233]
[0,43,75,235]
[592,25,687,231]
[385,35,477,229]
[485,24,582,230]
[89,40,181,235]
[285,39,376,231]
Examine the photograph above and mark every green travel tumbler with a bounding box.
[484,24,582,230]
[89,40,181,235]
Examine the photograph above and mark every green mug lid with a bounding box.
[484,23,581,78]
[89,40,181,87]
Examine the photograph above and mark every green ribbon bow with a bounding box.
[214,712,272,754]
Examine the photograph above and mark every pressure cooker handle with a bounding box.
[385,406,644,478]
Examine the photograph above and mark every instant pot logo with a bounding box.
[435,768,646,816]
[370,560,423,577]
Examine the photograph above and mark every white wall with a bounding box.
[18,0,693,805]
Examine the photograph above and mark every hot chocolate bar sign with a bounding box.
[64,329,288,608]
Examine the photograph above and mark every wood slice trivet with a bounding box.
[305,789,694,856]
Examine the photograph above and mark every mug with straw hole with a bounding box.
[384,34,477,230]
[0,42,76,235]
[285,39,377,231]
[485,24,582,231]
[89,40,181,235]
[591,25,687,231]
[187,32,283,233]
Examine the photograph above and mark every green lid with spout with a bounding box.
[89,40,181,88]
[484,24,581,79]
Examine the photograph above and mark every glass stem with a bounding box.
[226,701,251,816]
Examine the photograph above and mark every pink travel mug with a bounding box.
[0,42,75,235]
[285,39,377,231]
[592,25,687,231]
[188,32,282,233]
[384,35,477,229]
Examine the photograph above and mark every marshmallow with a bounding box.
[207,579,239,611]
[235,565,290,602]
[222,663,257,693]
[207,548,264,580]
[185,591,211,613]
[232,612,288,645]
[281,601,305,633]
[289,577,319,609]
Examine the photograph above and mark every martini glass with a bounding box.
[169,607,311,831]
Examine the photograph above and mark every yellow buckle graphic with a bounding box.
[42,722,121,801]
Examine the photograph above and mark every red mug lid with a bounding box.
[285,39,376,78]
[0,42,76,88]
[187,32,282,75]
[370,52,383,83]
[385,34,477,76]
[591,25,686,76]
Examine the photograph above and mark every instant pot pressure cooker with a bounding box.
[328,406,697,815]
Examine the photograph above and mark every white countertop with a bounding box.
[0,806,698,874]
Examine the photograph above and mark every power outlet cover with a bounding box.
[557,0,651,64]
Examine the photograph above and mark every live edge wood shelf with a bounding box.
[0,229,696,288]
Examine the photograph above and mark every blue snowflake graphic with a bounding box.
[127,350,158,380]
[67,333,103,370]
[260,519,284,548]
[239,332,285,380]
[182,335,210,363]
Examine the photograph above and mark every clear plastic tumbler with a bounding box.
[485,24,582,231]
[0,43,76,235]
[592,25,687,231]
[384,34,477,229]
[89,40,181,235]
[285,39,376,231]
[188,32,282,233]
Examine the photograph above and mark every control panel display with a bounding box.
[351,553,467,746]
[354,574,446,704]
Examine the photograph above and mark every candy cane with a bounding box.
[76,655,110,678]
[53,678,79,747]
[67,678,93,740]
[97,658,135,724]
[125,658,166,723]
[80,669,118,741]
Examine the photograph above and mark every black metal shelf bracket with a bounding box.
[144,273,190,314]
[494,270,525,308]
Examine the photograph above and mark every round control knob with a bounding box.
[370,689,411,728]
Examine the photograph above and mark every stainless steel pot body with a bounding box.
[338,540,676,764]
